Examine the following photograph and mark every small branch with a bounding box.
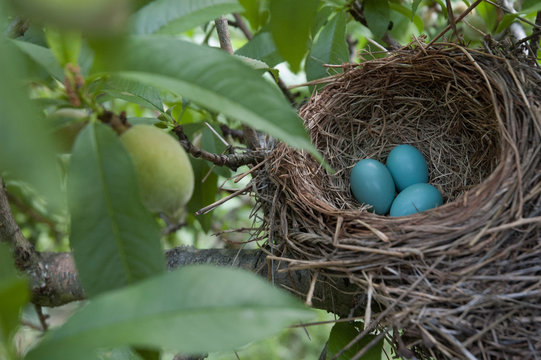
[428,0,483,46]
[215,16,234,54]
[172,125,264,170]
[219,124,244,142]
[446,0,459,42]
[98,110,130,135]
[34,304,49,331]
[346,34,358,63]
[0,180,40,271]
[232,13,252,40]
[529,12,541,59]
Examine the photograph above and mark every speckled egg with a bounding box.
[350,159,396,215]
[386,145,428,192]
[389,183,443,217]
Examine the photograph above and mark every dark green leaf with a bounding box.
[101,77,164,112]
[495,13,519,34]
[187,158,218,232]
[239,0,267,31]
[520,0,541,14]
[44,27,82,67]
[311,6,334,37]
[10,39,64,80]
[131,0,242,35]
[0,243,29,343]
[269,0,320,72]
[364,0,390,39]
[26,265,315,359]
[0,40,63,209]
[94,36,322,163]
[235,30,283,67]
[306,12,348,82]
[327,322,383,360]
[67,122,165,297]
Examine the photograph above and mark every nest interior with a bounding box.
[254,44,541,359]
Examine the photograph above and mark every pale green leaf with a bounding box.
[131,0,242,35]
[94,36,322,162]
[26,265,315,359]
[100,77,164,112]
[269,0,320,72]
[44,27,82,67]
[67,122,165,297]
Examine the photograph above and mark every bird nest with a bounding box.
[253,43,541,359]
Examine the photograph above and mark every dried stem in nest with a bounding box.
[252,42,541,359]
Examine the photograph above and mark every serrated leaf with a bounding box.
[0,40,63,209]
[306,12,348,82]
[269,0,320,72]
[327,322,383,360]
[26,265,315,360]
[44,27,82,67]
[235,30,283,67]
[0,243,29,343]
[10,39,64,80]
[67,122,165,297]
[131,0,242,35]
[94,36,323,163]
[101,77,164,112]
[364,0,390,39]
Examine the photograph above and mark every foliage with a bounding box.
[0,0,539,359]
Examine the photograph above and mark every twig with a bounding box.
[446,0,459,42]
[219,124,244,141]
[428,0,483,46]
[195,184,251,215]
[215,16,233,54]
[34,304,49,331]
[346,34,358,63]
[232,13,252,40]
[172,125,263,170]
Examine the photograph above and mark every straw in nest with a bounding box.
[253,43,541,359]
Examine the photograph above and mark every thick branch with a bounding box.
[31,248,360,316]
[0,180,41,271]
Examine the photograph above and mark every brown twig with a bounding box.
[34,304,49,331]
[172,125,263,170]
[446,0,459,42]
[219,124,244,141]
[428,0,483,46]
[215,16,234,54]
[232,13,252,40]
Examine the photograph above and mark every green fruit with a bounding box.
[120,125,194,219]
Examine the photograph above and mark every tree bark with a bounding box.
[0,181,360,316]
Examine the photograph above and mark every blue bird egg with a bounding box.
[389,183,443,217]
[386,145,428,192]
[350,159,395,215]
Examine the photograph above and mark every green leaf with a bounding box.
[389,3,424,34]
[306,12,348,82]
[411,0,422,16]
[269,0,320,72]
[10,39,64,80]
[327,322,383,360]
[131,0,242,35]
[235,30,283,67]
[101,77,164,112]
[364,0,390,39]
[26,265,315,359]
[495,13,518,34]
[7,0,130,34]
[187,158,218,232]
[519,0,541,14]
[0,243,29,343]
[239,0,267,31]
[67,122,165,297]
[44,27,82,67]
[0,40,63,209]
[94,36,322,162]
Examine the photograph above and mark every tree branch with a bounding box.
[172,125,264,170]
[215,16,234,55]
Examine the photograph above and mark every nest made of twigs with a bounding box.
[253,43,541,359]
